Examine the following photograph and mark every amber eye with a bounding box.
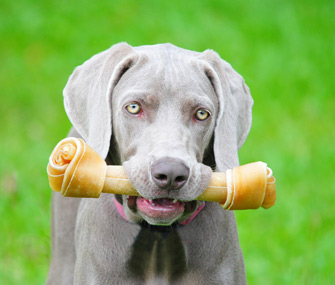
[126,102,141,115]
[195,109,210,121]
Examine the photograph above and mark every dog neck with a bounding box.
[113,198,205,226]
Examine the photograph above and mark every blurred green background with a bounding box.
[0,0,334,283]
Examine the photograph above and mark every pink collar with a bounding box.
[114,198,205,226]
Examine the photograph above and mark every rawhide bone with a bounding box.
[47,138,276,210]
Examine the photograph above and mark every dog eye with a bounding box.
[125,102,141,115]
[195,109,210,121]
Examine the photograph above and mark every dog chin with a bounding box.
[124,196,200,226]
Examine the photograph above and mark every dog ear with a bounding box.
[63,43,138,159]
[198,50,253,171]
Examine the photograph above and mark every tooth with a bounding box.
[173,199,178,204]
[149,199,153,203]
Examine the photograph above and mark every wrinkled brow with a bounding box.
[120,91,159,108]
[181,95,216,114]
[142,93,159,108]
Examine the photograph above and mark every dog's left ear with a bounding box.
[63,43,138,159]
[198,50,253,171]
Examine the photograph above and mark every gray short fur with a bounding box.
[46,43,253,284]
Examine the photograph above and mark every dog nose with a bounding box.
[151,157,190,190]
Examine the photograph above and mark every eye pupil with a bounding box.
[126,103,141,115]
[195,109,210,121]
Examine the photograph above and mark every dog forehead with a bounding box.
[133,43,200,58]
[114,44,215,105]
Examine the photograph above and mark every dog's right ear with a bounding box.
[63,43,138,159]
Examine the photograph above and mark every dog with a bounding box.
[46,43,253,284]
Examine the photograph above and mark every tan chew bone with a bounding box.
[47,137,276,210]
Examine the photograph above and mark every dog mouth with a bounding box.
[126,196,198,225]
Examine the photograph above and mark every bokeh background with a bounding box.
[1,0,334,283]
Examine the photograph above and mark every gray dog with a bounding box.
[47,43,253,284]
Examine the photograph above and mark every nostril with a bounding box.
[153,173,170,189]
[175,176,187,183]
[155,174,168,182]
[173,175,188,189]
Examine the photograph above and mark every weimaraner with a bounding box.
[47,43,253,284]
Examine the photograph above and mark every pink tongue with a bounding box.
[136,197,185,220]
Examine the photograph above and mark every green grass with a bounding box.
[1,0,334,283]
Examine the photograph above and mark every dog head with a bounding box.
[63,43,253,225]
